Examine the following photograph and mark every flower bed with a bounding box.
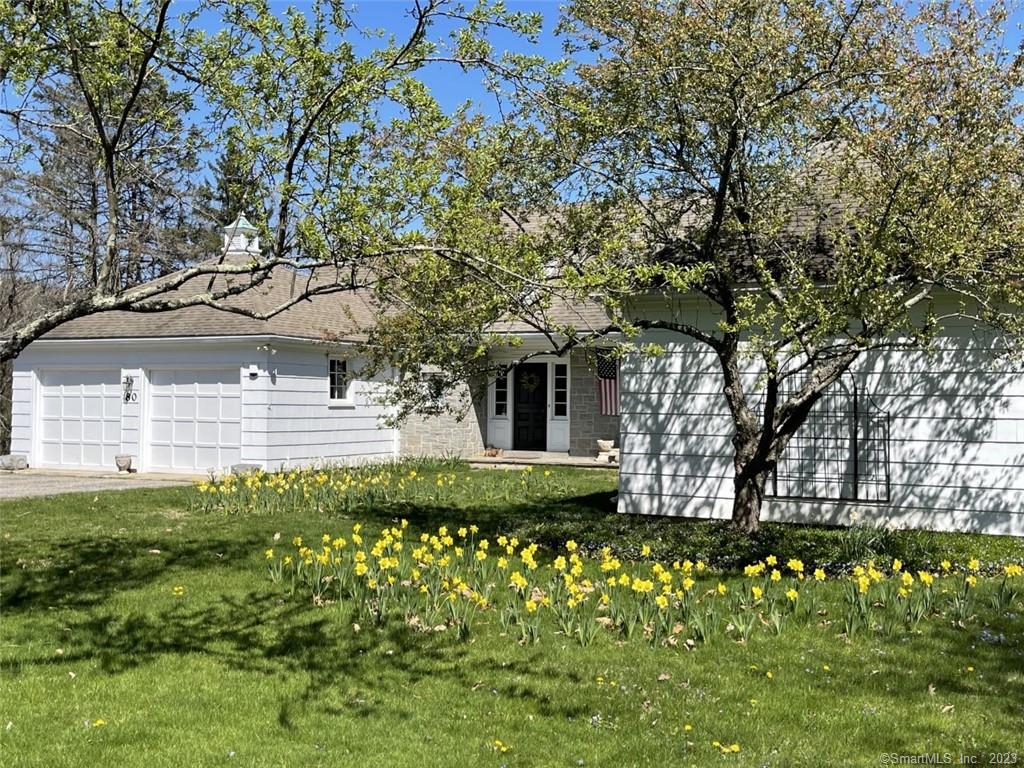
[264,519,1024,647]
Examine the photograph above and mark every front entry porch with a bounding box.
[467,450,618,470]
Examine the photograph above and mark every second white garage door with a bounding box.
[147,369,242,473]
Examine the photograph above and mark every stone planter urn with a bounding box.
[596,439,615,453]
[115,454,133,473]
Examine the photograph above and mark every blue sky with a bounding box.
[233,0,569,116]
[272,0,1024,115]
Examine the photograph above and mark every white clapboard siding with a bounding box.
[9,368,33,456]
[617,294,1024,536]
[261,346,397,468]
[10,338,399,474]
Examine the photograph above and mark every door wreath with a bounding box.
[519,371,541,394]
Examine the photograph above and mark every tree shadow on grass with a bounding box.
[0,531,271,614]
[2,584,595,726]
[0,487,618,620]
[3,481,1022,739]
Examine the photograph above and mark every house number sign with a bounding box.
[123,375,138,403]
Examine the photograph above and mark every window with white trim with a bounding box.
[494,371,508,417]
[553,363,568,418]
[329,357,350,402]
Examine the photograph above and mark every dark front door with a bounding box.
[513,363,547,451]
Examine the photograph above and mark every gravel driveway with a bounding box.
[0,470,194,500]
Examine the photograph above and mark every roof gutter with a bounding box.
[27,333,362,347]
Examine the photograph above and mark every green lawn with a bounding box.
[2,465,1022,767]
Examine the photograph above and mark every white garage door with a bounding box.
[38,370,122,469]
[148,369,242,473]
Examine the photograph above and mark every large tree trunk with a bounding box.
[732,464,769,533]
[730,430,772,533]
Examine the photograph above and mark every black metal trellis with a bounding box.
[767,373,891,503]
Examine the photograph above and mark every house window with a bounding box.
[329,358,350,402]
[494,371,508,417]
[553,363,568,418]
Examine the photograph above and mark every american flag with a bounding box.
[596,353,619,416]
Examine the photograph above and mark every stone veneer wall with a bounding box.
[399,381,487,458]
[569,349,620,456]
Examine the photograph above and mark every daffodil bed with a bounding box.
[271,520,1023,651]
[2,464,1023,768]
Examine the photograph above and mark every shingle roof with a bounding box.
[42,256,609,342]
[44,258,382,342]
[488,296,611,335]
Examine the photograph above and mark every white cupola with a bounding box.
[222,213,260,257]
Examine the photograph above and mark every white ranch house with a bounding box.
[9,218,1024,536]
[10,218,618,475]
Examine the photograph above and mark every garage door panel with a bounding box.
[41,419,61,440]
[196,396,220,419]
[150,419,172,442]
[147,368,241,473]
[103,420,121,442]
[172,446,194,467]
[221,397,241,420]
[64,398,82,418]
[195,446,221,468]
[64,420,82,441]
[173,420,196,444]
[220,421,241,444]
[196,421,220,444]
[173,398,196,419]
[82,420,103,442]
[83,406,106,424]
[150,444,172,467]
[151,395,173,418]
[87,444,109,465]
